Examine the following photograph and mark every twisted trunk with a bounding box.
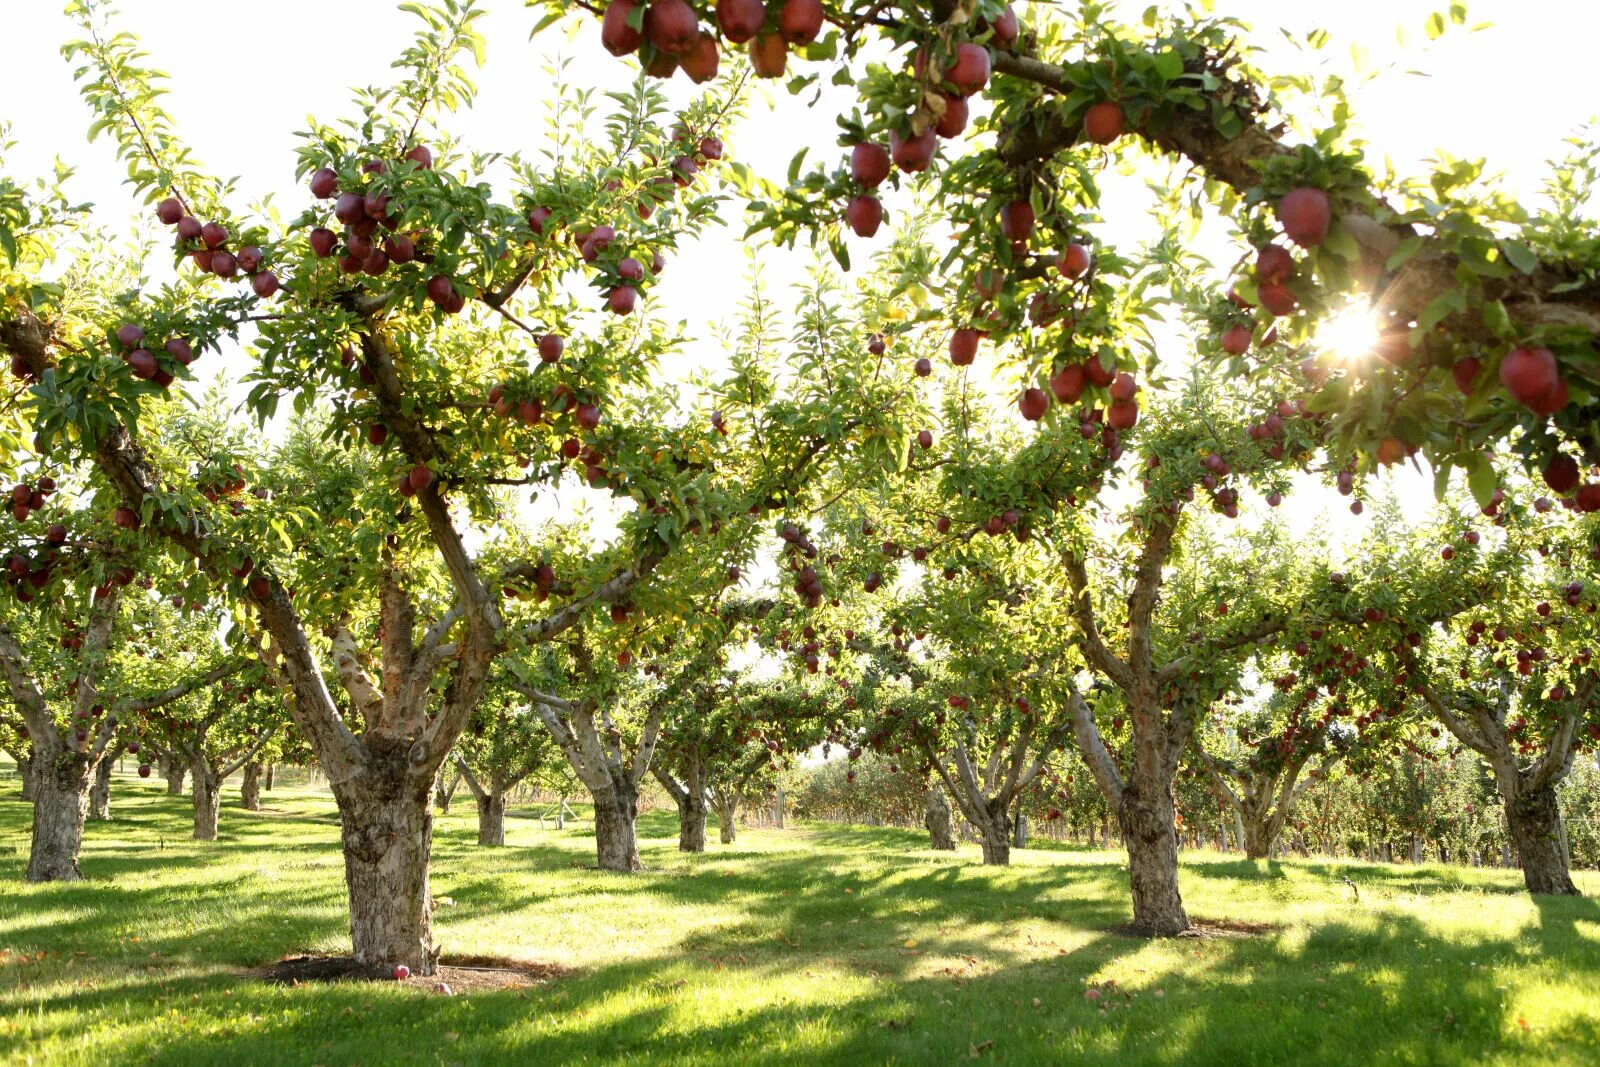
[925,788,956,850]
[676,791,708,852]
[1505,784,1579,896]
[593,779,641,871]
[977,797,1012,866]
[476,789,507,847]
[1242,814,1276,860]
[192,761,222,841]
[28,750,93,882]
[333,755,437,975]
[88,756,113,821]
[240,762,263,811]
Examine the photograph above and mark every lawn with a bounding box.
[2,770,1598,1065]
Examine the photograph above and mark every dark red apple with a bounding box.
[645,0,699,54]
[176,216,202,241]
[999,200,1034,242]
[1258,282,1297,317]
[1049,362,1086,403]
[126,349,158,379]
[943,43,990,95]
[409,464,434,492]
[334,192,366,225]
[1277,187,1331,247]
[602,0,643,55]
[681,34,719,83]
[1220,324,1251,356]
[405,145,433,169]
[934,94,968,139]
[310,168,338,198]
[251,272,280,298]
[1256,244,1294,285]
[1451,356,1481,395]
[778,0,823,44]
[310,228,338,257]
[608,285,638,314]
[1058,243,1091,279]
[846,195,883,238]
[201,221,228,249]
[1018,387,1050,421]
[949,328,979,366]
[540,334,565,362]
[155,197,183,224]
[1107,399,1139,429]
[851,143,890,187]
[889,128,936,172]
[115,323,146,349]
[164,338,193,364]
[1500,346,1564,414]
[716,0,765,43]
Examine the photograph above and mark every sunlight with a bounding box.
[1318,305,1382,367]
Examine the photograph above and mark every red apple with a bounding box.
[716,0,765,43]
[644,0,699,55]
[1049,363,1086,403]
[602,0,643,55]
[845,195,883,238]
[778,0,823,44]
[934,94,968,139]
[949,328,979,366]
[999,200,1034,242]
[1220,324,1251,356]
[851,143,890,188]
[889,128,936,173]
[309,168,338,198]
[1277,187,1331,247]
[155,197,183,224]
[310,228,338,258]
[1083,101,1125,144]
[1500,345,1565,414]
[749,34,787,78]
[1018,387,1050,421]
[681,34,720,83]
[608,285,639,314]
[943,43,990,96]
[1256,244,1294,285]
[539,334,564,363]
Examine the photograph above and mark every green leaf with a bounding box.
[1465,454,1498,507]
[1481,300,1512,339]
[1153,50,1184,81]
[1500,240,1538,275]
[1425,12,1447,38]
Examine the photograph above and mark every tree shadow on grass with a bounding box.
[8,906,1594,1066]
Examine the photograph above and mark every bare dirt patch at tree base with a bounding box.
[1108,918,1275,939]
[255,954,571,993]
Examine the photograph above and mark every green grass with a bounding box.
[2,769,1598,1065]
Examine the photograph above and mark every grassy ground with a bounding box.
[1,768,1598,1065]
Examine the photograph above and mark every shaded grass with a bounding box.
[1,767,1597,1065]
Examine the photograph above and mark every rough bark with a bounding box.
[18,756,36,802]
[1012,811,1029,849]
[771,783,786,829]
[28,754,92,882]
[1243,815,1276,861]
[593,781,641,871]
[333,759,437,975]
[164,758,186,797]
[1505,784,1579,896]
[977,797,1013,866]
[88,757,113,821]
[265,763,275,790]
[714,790,739,845]
[476,790,507,847]
[925,788,956,850]
[240,762,263,811]
[1122,783,1189,936]
[192,763,222,841]
[676,791,708,852]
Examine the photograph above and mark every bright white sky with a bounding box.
[4,0,1596,557]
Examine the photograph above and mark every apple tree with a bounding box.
[451,680,562,847]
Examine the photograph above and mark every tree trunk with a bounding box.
[88,756,113,821]
[18,756,36,802]
[164,758,186,796]
[925,788,956,850]
[1121,783,1190,936]
[476,789,507,847]
[332,764,437,975]
[977,798,1012,866]
[715,791,739,845]
[1012,811,1029,849]
[1504,784,1580,896]
[593,781,641,871]
[240,762,262,811]
[677,792,707,852]
[265,764,275,790]
[1242,814,1276,860]
[192,764,221,841]
[772,783,786,829]
[434,767,459,814]
[28,752,93,882]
